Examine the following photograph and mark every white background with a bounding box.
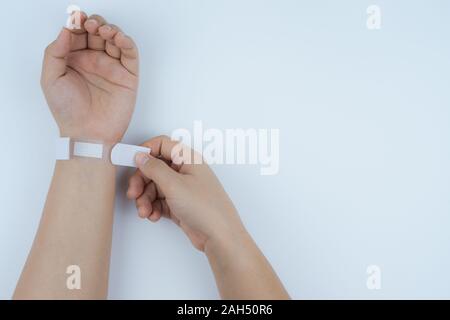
[1,0,450,299]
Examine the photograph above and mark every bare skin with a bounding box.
[15,11,288,300]
[14,13,139,299]
[129,136,290,299]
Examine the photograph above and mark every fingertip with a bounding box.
[122,37,135,50]
[138,206,150,219]
[135,152,150,168]
[128,173,145,198]
[99,24,115,39]
[114,31,125,44]
[128,186,142,200]
[84,18,99,33]
[59,27,71,38]
[99,24,111,32]
[114,32,135,50]
[148,211,161,222]
[126,188,135,200]
[66,11,87,34]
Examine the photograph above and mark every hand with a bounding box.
[41,13,139,143]
[127,136,247,252]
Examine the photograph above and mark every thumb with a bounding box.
[41,28,72,89]
[135,152,180,191]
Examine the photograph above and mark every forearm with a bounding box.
[14,158,116,299]
[205,226,290,300]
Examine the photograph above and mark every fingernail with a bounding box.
[135,152,149,167]
[102,25,112,32]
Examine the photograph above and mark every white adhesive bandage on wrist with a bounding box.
[56,137,151,168]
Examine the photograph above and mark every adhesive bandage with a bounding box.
[56,137,151,168]
[73,142,104,159]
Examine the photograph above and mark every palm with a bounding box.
[48,50,137,142]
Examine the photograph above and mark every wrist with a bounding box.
[56,137,150,168]
[58,127,124,146]
[56,157,116,177]
[204,219,250,259]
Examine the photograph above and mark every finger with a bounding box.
[136,193,152,219]
[127,171,146,199]
[113,31,139,76]
[84,14,107,50]
[141,135,195,173]
[154,199,172,222]
[41,28,71,89]
[136,182,158,219]
[149,200,164,222]
[98,23,119,41]
[144,182,158,203]
[69,12,88,51]
[66,49,137,91]
[66,10,87,34]
[135,153,180,195]
[142,136,183,164]
[99,24,121,59]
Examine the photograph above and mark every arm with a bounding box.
[14,159,115,299]
[14,12,139,299]
[205,228,289,300]
[127,136,289,299]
